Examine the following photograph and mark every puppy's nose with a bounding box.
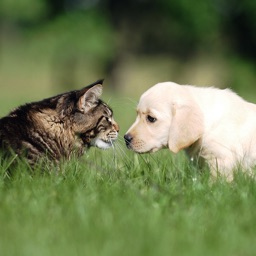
[124,133,133,146]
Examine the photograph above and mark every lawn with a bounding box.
[1,44,256,256]
[0,145,256,256]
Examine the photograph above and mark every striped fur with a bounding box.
[0,80,119,166]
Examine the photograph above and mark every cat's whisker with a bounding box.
[117,141,133,160]
[123,97,138,106]
[109,141,117,168]
[117,137,125,145]
[107,97,114,106]
[113,142,133,164]
[112,144,131,170]
[109,97,137,106]
[111,140,119,154]
[115,143,127,158]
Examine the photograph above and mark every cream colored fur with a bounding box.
[125,82,256,180]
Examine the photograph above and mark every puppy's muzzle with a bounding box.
[124,133,133,148]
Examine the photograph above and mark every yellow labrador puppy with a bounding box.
[124,81,256,180]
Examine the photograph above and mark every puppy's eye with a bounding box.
[147,115,157,123]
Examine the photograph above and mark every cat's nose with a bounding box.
[124,133,133,146]
[113,121,120,133]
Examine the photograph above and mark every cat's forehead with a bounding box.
[97,101,113,116]
[103,103,113,116]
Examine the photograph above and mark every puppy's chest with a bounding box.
[184,139,211,168]
[185,138,206,160]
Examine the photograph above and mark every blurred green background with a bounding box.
[1,3,256,255]
[1,0,256,132]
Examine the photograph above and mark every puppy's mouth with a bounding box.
[149,147,159,153]
[128,147,159,154]
[125,141,132,149]
[139,147,159,153]
[124,134,160,153]
[125,142,159,154]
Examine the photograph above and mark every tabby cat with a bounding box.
[0,79,119,166]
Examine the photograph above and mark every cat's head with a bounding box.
[56,80,119,149]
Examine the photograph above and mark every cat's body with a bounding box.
[0,80,119,166]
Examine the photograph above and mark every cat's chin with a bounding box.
[91,138,112,150]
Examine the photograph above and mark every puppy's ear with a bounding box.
[168,102,203,153]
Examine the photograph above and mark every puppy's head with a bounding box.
[124,82,203,154]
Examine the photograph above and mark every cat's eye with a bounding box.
[147,115,157,123]
[106,117,112,123]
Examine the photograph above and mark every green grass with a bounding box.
[1,41,256,256]
[0,146,256,256]
[2,19,256,256]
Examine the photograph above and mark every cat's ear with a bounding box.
[77,80,103,112]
